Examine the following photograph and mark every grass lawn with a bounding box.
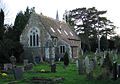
[0,62,120,84]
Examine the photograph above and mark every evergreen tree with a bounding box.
[111,35,120,52]
[63,52,69,67]
[0,9,5,40]
[0,6,26,63]
[13,7,31,41]
[63,7,116,51]
[100,35,108,51]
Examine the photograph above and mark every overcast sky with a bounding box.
[2,0,120,34]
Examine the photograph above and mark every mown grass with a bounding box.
[0,62,120,84]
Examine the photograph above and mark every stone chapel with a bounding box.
[20,10,81,62]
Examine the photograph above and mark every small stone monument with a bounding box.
[10,55,16,67]
[24,63,33,71]
[51,64,56,73]
[24,59,28,66]
[84,56,90,73]
[34,56,40,64]
[4,63,12,71]
[118,64,120,78]
[51,60,56,73]
[113,61,117,80]
[84,56,90,78]
[10,55,16,80]
[77,59,84,74]
[14,66,23,80]
[100,56,104,66]
[89,60,94,71]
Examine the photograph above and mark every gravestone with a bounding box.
[100,56,104,66]
[85,56,94,79]
[10,55,16,80]
[89,60,94,71]
[77,59,84,74]
[84,56,90,74]
[76,59,79,68]
[118,64,120,78]
[113,61,117,80]
[94,56,97,67]
[24,63,33,71]
[10,55,16,66]
[34,56,40,64]
[0,64,4,70]
[14,66,23,80]
[94,56,97,63]
[51,64,56,73]
[92,59,96,69]
[88,60,94,79]
[24,59,28,66]
[114,54,118,61]
[4,63,12,71]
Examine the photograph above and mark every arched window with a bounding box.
[28,28,40,47]
[36,34,39,46]
[59,45,66,54]
[30,35,32,46]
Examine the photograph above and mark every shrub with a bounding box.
[63,52,69,67]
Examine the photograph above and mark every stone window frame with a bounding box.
[28,27,40,47]
[59,45,66,54]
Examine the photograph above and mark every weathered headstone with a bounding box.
[0,64,4,70]
[34,56,40,64]
[51,64,56,73]
[100,56,104,66]
[103,51,106,58]
[118,64,120,78]
[24,59,28,66]
[84,56,90,74]
[94,56,97,62]
[10,55,16,80]
[92,59,96,69]
[77,59,84,74]
[4,63,12,71]
[114,54,118,61]
[113,61,117,80]
[89,60,94,79]
[89,60,94,71]
[14,66,23,80]
[76,59,79,68]
[10,55,16,66]
[24,63,33,71]
[84,56,91,79]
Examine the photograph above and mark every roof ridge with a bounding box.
[35,12,67,24]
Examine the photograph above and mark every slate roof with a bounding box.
[21,12,80,47]
[37,13,80,47]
